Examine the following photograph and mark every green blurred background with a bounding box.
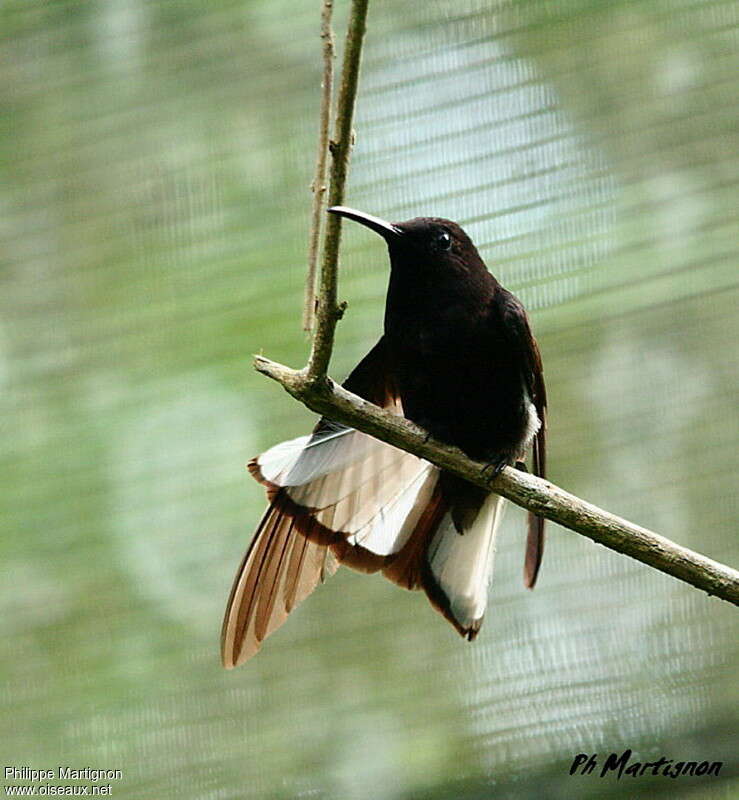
[2,0,737,797]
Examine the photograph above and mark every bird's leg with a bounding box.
[515,460,528,473]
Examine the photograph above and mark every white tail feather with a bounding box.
[255,426,438,558]
[427,493,506,630]
[256,434,311,484]
[350,463,438,555]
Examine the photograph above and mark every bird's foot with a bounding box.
[480,456,509,480]
[515,460,528,473]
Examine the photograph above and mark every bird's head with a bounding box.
[328,206,487,281]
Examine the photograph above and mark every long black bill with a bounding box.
[328,206,402,241]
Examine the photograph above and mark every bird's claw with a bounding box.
[480,457,509,480]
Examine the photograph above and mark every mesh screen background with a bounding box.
[1,1,737,798]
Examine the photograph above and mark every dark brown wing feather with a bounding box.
[499,295,547,588]
[524,337,546,589]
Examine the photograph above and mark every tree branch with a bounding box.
[254,355,739,606]
[306,0,369,379]
[303,0,335,333]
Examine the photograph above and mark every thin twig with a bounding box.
[254,354,739,607]
[303,0,335,333]
[306,0,369,380]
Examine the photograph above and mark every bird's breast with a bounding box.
[385,303,532,461]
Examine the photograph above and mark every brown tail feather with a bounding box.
[221,504,331,668]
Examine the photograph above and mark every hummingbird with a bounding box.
[221,206,547,668]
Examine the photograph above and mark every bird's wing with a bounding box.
[221,338,441,667]
[497,292,547,588]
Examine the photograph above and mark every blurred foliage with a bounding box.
[1,0,737,798]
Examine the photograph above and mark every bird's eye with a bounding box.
[435,231,452,251]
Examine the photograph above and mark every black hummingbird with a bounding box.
[221,206,547,668]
